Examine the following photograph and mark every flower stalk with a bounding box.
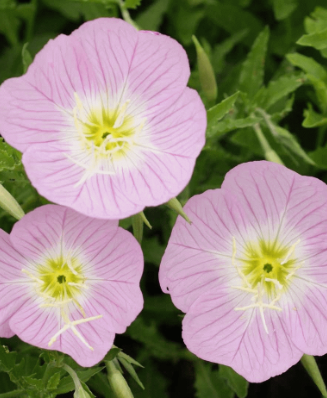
[301,354,327,398]
[253,123,284,165]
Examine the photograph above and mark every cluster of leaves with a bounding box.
[1,0,327,397]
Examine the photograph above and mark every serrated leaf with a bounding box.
[208,116,261,140]
[219,365,248,398]
[118,357,144,390]
[194,362,233,398]
[125,0,141,9]
[206,92,240,138]
[272,0,297,20]
[23,375,44,389]
[297,28,327,50]
[47,372,61,390]
[239,26,269,99]
[303,104,327,127]
[256,73,305,110]
[55,367,104,394]
[0,346,17,373]
[286,53,327,81]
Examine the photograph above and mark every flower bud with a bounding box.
[192,35,218,102]
[106,360,134,398]
[165,197,191,224]
[0,184,24,220]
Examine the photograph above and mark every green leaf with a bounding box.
[0,346,17,373]
[309,143,327,169]
[117,352,143,369]
[271,125,315,165]
[133,359,168,398]
[208,116,261,140]
[219,365,248,398]
[55,367,104,394]
[104,347,121,362]
[305,7,327,34]
[194,361,233,398]
[239,26,269,99]
[297,28,327,50]
[212,29,248,73]
[303,103,327,127]
[286,53,327,82]
[118,357,144,390]
[256,73,305,110]
[307,74,327,113]
[206,92,240,138]
[127,318,192,360]
[47,372,61,390]
[88,372,112,398]
[22,42,33,73]
[136,0,168,31]
[272,0,297,20]
[125,0,141,9]
[206,3,263,47]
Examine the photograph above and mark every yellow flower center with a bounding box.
[37,257,85,301]
[231,237,301,333]
[22,255,103,350]
[68,93,146,186]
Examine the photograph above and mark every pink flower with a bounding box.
[0,205,143,367]
[159,161,327,382]
[0,18,206,219]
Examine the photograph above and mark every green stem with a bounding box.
[118,0,139,29]
[0,390,24,398]
[62,363,82,390]
[301,354,327,397]
[253,123,284,165]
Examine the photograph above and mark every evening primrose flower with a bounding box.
[159,161,327,382]
[0,18,206,219]
[0,205,143,366]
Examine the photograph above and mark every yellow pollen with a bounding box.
[22,256,103,349]
[231,237,301,334]
[67,93,147,185]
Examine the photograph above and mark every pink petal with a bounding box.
[222,161,327,246]
[281,280,327,356]
[183,287,302,382]
[0,18,205,219]
[159,189,245,312]
[9,299,115,367]
[0,230,29,337]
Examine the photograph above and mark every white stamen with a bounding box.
[265,278,283,290]
[21,269,44,285]
[280,239,300,265]
[113,100,130,128]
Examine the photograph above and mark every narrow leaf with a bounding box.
[239,26,269,98]
[22,43,33,73]
[47,372,61,390]
[219,365,248,398]
[194,361,233,398]
[55,367,104,394]
[256,73,305,110]
[207,92,239,137]
[125,0,141,9]
[118,357,144,390]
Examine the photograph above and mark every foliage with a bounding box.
[1,0,327,397]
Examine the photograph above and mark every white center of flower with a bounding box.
[66,92,147,186]
[231,237,302,334]
[22,255,102,350]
